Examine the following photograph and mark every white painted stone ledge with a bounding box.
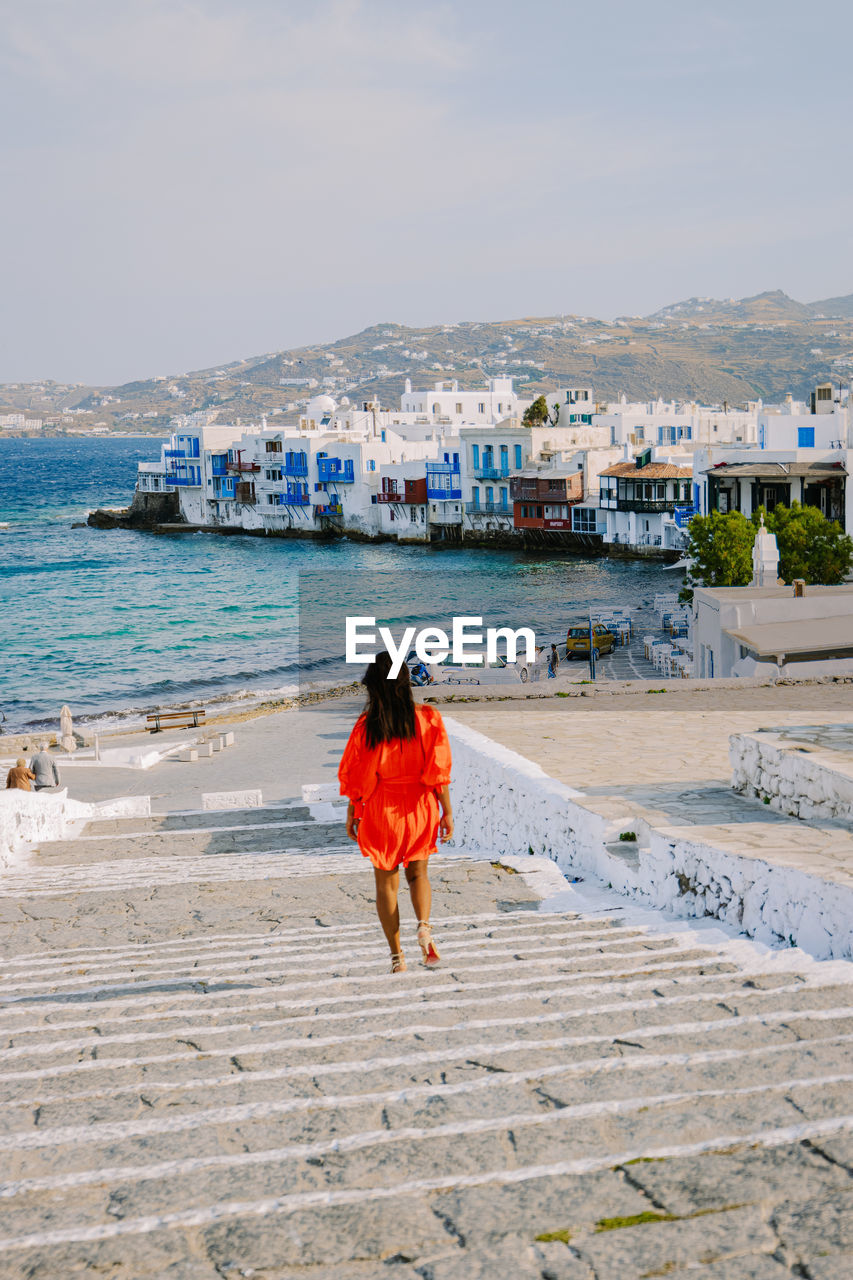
[445,716,853,962]
[0,790,150,870]
[731,731,853,825]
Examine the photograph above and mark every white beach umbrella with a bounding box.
[60,704,75,753]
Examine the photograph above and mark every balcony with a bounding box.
[474,465,510,481]
[284,453,308,477]
[673,505,696,528]
[317,458,354,483]
[427,484,462,500]
[510,474,584,503]
[376,489,402,504]
[426,466,462,501]
[164,448,187,459]
[210,457,229,477]
[315,501,343,516]
[227,459,261,474]
[285,488,310,506]
[466,501,511,516]
[600,497,679,513]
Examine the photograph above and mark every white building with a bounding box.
[598,448,695,551]
[595,398,758,450]
[693,583,853,679]
[694,385,852,531]
[400,377,528,423]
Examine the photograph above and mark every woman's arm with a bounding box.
[345,800,359,842]
[435,784,454,842]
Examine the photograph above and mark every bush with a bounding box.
[758,502,853,585]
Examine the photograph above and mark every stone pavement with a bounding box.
[1,797,853,1277]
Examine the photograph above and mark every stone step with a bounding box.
[0,938,737,1025]
[4,994,851,1143]
[0,957,747,1046]
[3,795,853,1280]
[80,804,313,836]
[2,960,823,1091]
[0,906,600,972]
[0,919,679,1000]
[2,970,844,1078]
[1,1084,852,1272]
[0,848,367,897]
[5,1179,852,1280]
[33,821,349,865]
[0,967,819,1071]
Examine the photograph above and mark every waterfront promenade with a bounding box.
[1,682,853,1276]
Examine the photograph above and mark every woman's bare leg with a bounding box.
[373,867,401,955]
[404,859,431,926]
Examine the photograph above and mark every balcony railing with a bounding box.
[599,496,679,513]
[164,448,187,459]
[376,489,402,504]
[227,460,261,473]
[474,465,510,481]
[427,485,462,500]
[285,489,310,505]
[284,457,308,477]
[673,505,697,528]
[466,501,511,515]
[426,468,462,501]
[317,458,354,483]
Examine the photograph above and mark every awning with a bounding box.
[725,613,853,658]
[703,462,847,479]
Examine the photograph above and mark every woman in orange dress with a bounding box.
[339,651,453,974]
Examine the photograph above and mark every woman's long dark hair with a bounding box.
[362,651,416,748]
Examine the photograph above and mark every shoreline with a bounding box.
[3,671,851,757]
[86,507,681,560]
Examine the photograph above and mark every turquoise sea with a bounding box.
[0,437,674,733]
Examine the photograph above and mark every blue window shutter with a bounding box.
[798,427,815,447]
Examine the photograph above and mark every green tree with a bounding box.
[522,395,549,427]
[681,510,754,599]
[758,503,853,584]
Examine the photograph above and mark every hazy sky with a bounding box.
[2,0,852,384]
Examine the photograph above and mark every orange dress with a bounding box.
[338,704,452,871]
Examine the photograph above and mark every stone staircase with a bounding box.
[0,801,852,1279]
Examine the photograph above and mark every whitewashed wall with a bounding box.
[0,791,150,869]
[446,717,853,961]
[731,731,853,824]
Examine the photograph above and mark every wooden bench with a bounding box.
[146,709,206,734]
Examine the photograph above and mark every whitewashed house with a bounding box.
[694,384,852,531]
[598,448,694,551]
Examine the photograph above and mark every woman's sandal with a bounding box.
[417,921,440,967]
[390,952,407,974]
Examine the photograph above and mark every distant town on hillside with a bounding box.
[2,289,853,437]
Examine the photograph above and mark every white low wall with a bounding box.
[0,790,150,869]
[446,717,853,961]
[731,731,853,825]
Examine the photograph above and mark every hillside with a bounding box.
[2,289,852,434]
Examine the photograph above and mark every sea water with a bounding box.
[0,436,674,733]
